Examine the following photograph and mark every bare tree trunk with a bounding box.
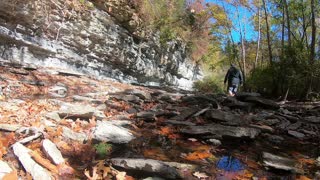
[262,0,273,66]
[281,2,285,55]
[283,0,291,46]
[236,6,246,85]
[254,2,261,70]
[306,0,316,99]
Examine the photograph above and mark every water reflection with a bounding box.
[216,156,244,171]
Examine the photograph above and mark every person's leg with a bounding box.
[232,85,238,95]
[228,86,234,96]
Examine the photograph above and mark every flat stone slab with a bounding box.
[0,123,22,131]
[12,143,52,180]
[58,103,106,120]
[111,158,195,179]
[244,96,280,109]
[62,127,87,142]
[93,121,134,144]
[288,130,305,139]
[42,139,65,165]
[205,110,243,126]
[262,152,303,173]
[0,160,13,179]
[304,116,320,124]
[180,123,261,139]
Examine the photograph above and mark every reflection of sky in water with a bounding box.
[217,156,244,171]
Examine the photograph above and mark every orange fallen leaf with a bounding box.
[29,150,58,174]
[297,175,312,180]
[2,170,18,180]
[297,158,316,165]
[185,151,212,161]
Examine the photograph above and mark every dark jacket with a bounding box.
[224,66,243,86]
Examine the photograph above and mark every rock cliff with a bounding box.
[0,0,202,90]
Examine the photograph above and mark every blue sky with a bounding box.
[205,0,256,42]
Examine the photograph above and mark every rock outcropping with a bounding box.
[0,0,202,90]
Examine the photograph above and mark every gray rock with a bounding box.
[48,84,68,98]
[265,134,284,144]
[262,152,302,173]
[73,95,104,104]
[93,121,134,143]
[165,120,196,126]
[42,139,65,165]
[180,123,260,139]
[263,119,280,126]
[181,95,219,108]
[0,160,12,179]
[124,89,152,100]
[244,96,280,109]
[62,127,87,142]
[250,124,274,133]
[287,122,302,130]
[111,158,183,179]
[58,103,106,120]
[207,139,222,146]
[136,111,156,122]
[222,97,254,111]
[45,112,61,122]
[287,130,305,139]
[317,157,320,166]
[205,110,243,126]
[304,116,320,124]
[235,92,261,100]
[0,123,22,131]
[170,107,200,121]
[12,143,52,180]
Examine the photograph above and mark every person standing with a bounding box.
[224,64,243,96]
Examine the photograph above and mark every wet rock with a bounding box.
[72,95,104,104]
[0,123,21,131]
[58,103,106,120]
[181,95,219,108]
[93,121,134,143]
[262,152,302,173]
[222,97,254,111]
[165,120,196,126]
[250,124,274,133]
[48,84,67,98]
[180,123,260,139]
[111,158,183,179]
[244,96,280,109]
[235,92,261,101]
[45,112,61,122]
[288,130,305,139]
[0,160,13,179]
[262,119,280,126]
[42,139,65,165]
[206,139,222,146]
[62,127,87,142]
[205,110,243,126]
[304,116,320,124]
[124,89,152,100]
[287,122,302,130]
[135,111,156,122]
[112,94,141,104]
[276,113,300,123]
[171,107,200,121]
[264,134,284,144]
[13,143,52,180]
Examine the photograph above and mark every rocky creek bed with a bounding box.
[0,64,319,179]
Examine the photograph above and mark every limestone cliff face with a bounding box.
[0,0,202,90]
